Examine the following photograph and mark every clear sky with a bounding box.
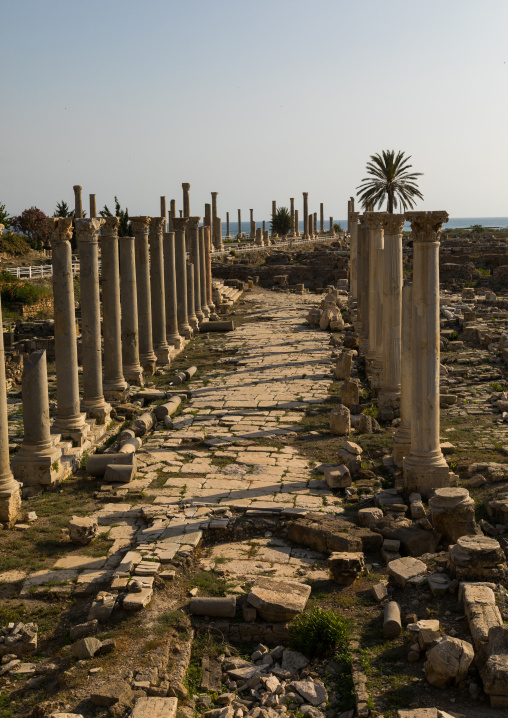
[1,0,507,221]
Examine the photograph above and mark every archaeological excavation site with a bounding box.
[1,186,508,718]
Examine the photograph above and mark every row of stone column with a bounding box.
[349,208,450,496]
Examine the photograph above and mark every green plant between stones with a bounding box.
[289,606,351,658]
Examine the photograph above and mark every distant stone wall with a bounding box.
[8,297,54,319]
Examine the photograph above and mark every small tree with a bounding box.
[0,203,13,229]
[100,196,133,236]
[54,200,74,218]
[11,207,52,250]
[271,206,291,237]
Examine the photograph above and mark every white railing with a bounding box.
[4,262,91,279]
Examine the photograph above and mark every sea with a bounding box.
[224,217,508,235]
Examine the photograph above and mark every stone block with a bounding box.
[329,405,350,436]
[388,557,427,587]
[323,464,351,489]
[131,697,178,718]
[328,551,364,585]
[247,577,311,622]
[68,516,98,545]
[424,636,474,687]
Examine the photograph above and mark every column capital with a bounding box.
[75,218,104,243]
[130,216,151,234]
[363,211,385,230]
[186,216,201,229]
[49,217,73,245]
[149,217,166,236]
[302,192,308,197]
[182,182,191,190]
[100,216,120,239]
[211,192,218,197]
[379,213,405,235]
[405,211,449,242]
[172,217,189,232]
[73,185,82,192]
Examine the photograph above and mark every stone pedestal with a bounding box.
[187,217,204,323]
[204,226,218,321]
[50,218,89,442]
[379,214,404,409]
[349,212,359,301]
[187,262,199,331]
[356,217,369,353]
[302,193,309,238]
[199,227,210,319]
[429,487,477,544]
[100,218,129,400]
[163,232,183,350]
[131,217,157,375]
[294,209,299,237]
[290,198,295,236]
[89,194,97,219]
[76,219,111,423]
[393,284,412,466]
[0,295,21,524]
[403,211,450,495]
[182,183,191,217]
[119,236,144,386]
[73,185,83,219]
[12,350,63,486]
[149,217,171,365]
[173,217,192,338]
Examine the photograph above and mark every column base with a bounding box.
[188,316,200,331]
[12,444,65,487]
[154,344,172,366]
[104,385,130,402]
[378,390,400,410]
[0,479,22,525]
[403,452,450,496]
[195,310,205,323]
[140,354,157,376]
[81,400,112,425]
[167,335,184,351]
[123,366,144,387]
[201,306,210,319]
[392,426,411,467]
[51,414,90,446]
[178,324,193,339]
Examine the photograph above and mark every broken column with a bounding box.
[163,231,183,350]
[294,209,299,237]
[187,217,204,323]
[290,198,295,236]
[182,183,191,217]
[308,213,313,238]
[429,487,477,543]
[169,199,176,231]
[329,217,335,237]
[320,203,324,233]
[225,212,231,240]
[213,216,223,251]
[149,217,171,365]
[199,226,210,320]
[237,209,242,239]
[75,218,111,423]
[173,217,192,338]
[89,194,97,219]
[119,235,144,385]
[378,213,404,409]
[160,196,167,222]
[255,227,264,246]
[73,185,83,219]
[50,218,89,442]
[249,209,255,239]
[403,211,450,495]
[393,284,412,465]
[313,211,318,237]
[12,350,63,486]
[0,295,21,523]
[302,193,309,238]
[100,217,129,400]
[131,216,157,375]
[211,192,218,224]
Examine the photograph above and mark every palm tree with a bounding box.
[356,150,424,213]
[271,207,292,237]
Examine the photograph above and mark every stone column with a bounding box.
[173,217,192,338]
[182,183,191,217]
[163,231,184,349]
[303,192,309,238]
[0,295,21,523]
[169,199,176,231]
[290,198,295,236]
[187,262,199,331]
[313,212,318,237]
[12,350,63,486]
[237,209,242,239]
[393,284,412,466]
[119,236,144,385]
[204,204,212,241]
[403,211,450,495]
[294,209,299,237]
[149,217,171,365]
[211,192,218,222]
[363,212,384,374]
[225,212,231,240]
[378,213,404,410]
[160,196,167,221]
[50,218,89,441]
[349,212,359,299]
[249,209,255,239]
[320,203,324,232]
[75,218,111,423]
[89,194,97,219]
[204,225,218,320]
[272,200,277,223]
[73,185,83,219]
[214,217,223,251]
[100,217,129,400]
[187,216,204,323]
[255,227,264,246]
[356,216,369,354]
[131,216,157,375]
[199,227,210,319]
[329,217,334,236]
[308,214,313,238]
[262,220,266,233]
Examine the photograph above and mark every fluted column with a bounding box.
[73,185,83,219]
[403,211,450,495]
[187,262,198,330]
[290,198,295,236]
[303,192,309,239]
[76,218,111,423]
[0,295,21,523]
[163,232,184,349]
[379,213,404,409]
[237,209,242,239]
[199,227,210,319]
[393,283,412,466]
[173,217,192,338]
[131,216,157,375]
[356,216,369,353]
[204,225,218,320]
[149,217,171,365]
[249,209,255,239]
[51,218,89,440]
[187,216,204,323]
[119,236,144,385]
[183,183,191,217]
[100,218,128,399]
[349,212,360,300]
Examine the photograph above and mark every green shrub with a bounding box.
[1,281,50,306]
[449,330,458,340]
[289,606,351,657]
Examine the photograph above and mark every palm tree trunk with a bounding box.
[387,191,394,214]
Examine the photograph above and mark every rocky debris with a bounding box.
[429,487,477,543]
[371,582,388,602]
[70,636,103,659]
[91,678,134,708]
[424,636,474,687]
[334,350,354,381]
[290,678,327,705]
[247,578,311,622]
[287,513,381,554]
[357,507,383,528]
[329,404,350,436]
[339,381,359,408]
[131,697,178,718]
[0,621,37,657]
[323,464,351,489]
[328,551,364,585]
[448,535,507,581]
[68,516,98,545]
[387,557,427,587]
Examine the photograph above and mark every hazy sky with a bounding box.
[2,0,507,221]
